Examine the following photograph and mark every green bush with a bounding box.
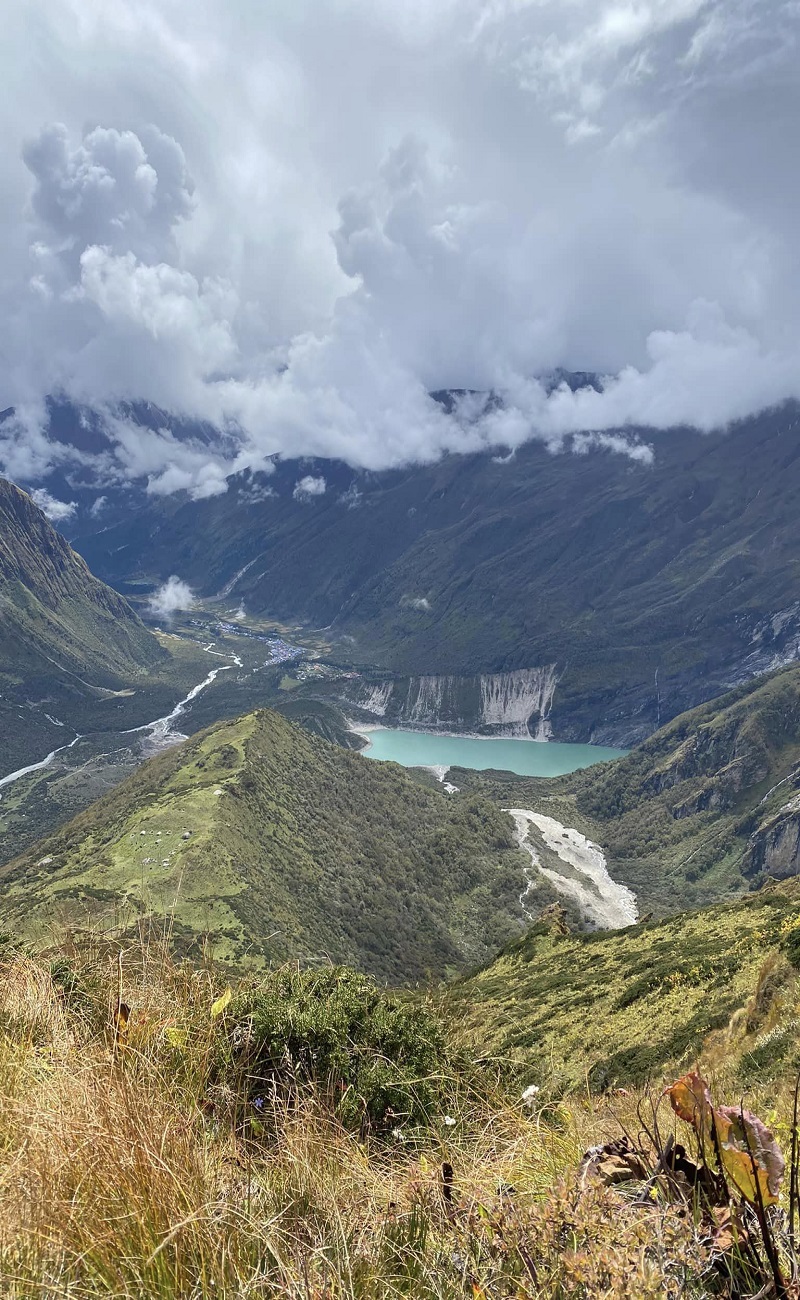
[781,925,800,968]
[220,966,454,1131]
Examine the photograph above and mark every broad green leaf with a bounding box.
[667,1072,785,1206]
[211,987,232,1019]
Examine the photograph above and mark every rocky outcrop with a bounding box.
[343,666,558,737]
[746,795,800,880]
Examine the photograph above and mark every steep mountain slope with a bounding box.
[73,400,800,744]
[0,478,167,769]
[456,663,800,916]
[0,708,532,981]
[446,880,800,1090]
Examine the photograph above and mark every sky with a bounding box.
[1,0,800,497]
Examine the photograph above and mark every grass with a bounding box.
[0,937,574,1297]
[446,879,800,1092]
[5,921,800,1297]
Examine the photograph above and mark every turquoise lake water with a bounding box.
[360,729,627,776]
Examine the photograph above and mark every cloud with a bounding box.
[147,575,196,618]
[293,474,327,500]
[29,487,77,523]
[237,480,276,506]
[0,0,799,485]
[339,482,362,509]
[23,123,194,275]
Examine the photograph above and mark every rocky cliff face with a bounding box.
[342,666,558,737]
[745,787,800,881]
[748,812,800,879]
[0,480,147,627]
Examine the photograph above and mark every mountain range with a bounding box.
[60,396,800,745]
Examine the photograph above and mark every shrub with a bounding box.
[781,922,800,968]
[219,965,454,1131]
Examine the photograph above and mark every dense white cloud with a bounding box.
[23,123,193,274]
[29,487,77,522]
[147,575,195,618]
[1,0,799,487]
[293,475,327,501]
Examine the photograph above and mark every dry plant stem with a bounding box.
[790,1069,800,1257]
[739,1099,788,1300]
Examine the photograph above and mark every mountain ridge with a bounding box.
[69,399,800,745]
[0,477,168,770]
[0,706,537,981]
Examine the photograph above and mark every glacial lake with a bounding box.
[360,729,627,777]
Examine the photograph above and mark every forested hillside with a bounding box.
[0,708,533,980]
[456,663,800,914]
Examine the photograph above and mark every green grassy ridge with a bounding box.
[445,881,800,1090]
[0,708,537,982]
[0,478,168,770]
[453,663,800,916]
[270,696,366,750]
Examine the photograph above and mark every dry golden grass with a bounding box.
[0,937,796,1298]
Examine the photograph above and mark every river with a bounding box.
[0,661,232,798]
[360,729,626,777]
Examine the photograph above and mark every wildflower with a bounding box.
[521,1084,540,1109]
[443,1115,456,1127]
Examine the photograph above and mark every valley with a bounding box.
[8,548,800,949]
[0,546,628,863]
[0,610,323,861]
[0,707,544,981]
[6,413,800,1300]
[67,399,800,746]
[4,9,800,1291]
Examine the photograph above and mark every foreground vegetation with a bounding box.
[3,924,800,1297]
[448,880,800,1091]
